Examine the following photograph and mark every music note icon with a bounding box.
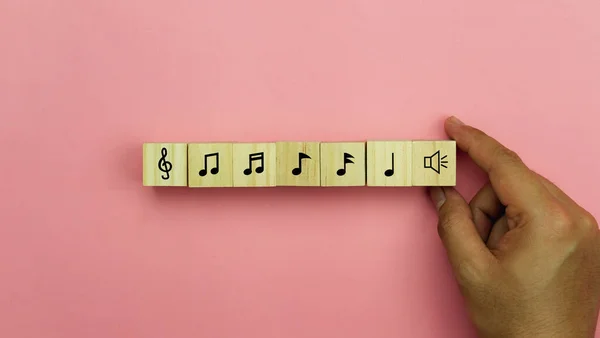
[199,153,219,177]
[384,153,395,177]
[243,152,265,175]
[292,152,311,176]
[336,153,354,176]
[157,147,173,180]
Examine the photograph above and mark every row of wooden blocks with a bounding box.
[142,141,456,187]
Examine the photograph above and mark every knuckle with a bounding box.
[471,127,489,141]
[468,126,489,140]
[548,204,573,228]
[548,203,571,222]
[494,146,522,164]
[541,202,580,237]
[469,128,492,147]
[579,211,598,232]
[484,145,524,175]
[455,257,490,287]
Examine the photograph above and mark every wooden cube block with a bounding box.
[276,142,321,186]
[412,141,456,186]
[143,143,188,186]
[366,141,412,186]
[233,143,276,187]
[320,142,366,186]
[188,143,233,187]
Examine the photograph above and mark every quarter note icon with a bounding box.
[243,152,265,175]
[292,152,311,176]
[199,153,219,176]
[336,153,354,176]
[384,153,395,177]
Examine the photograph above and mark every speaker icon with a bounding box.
[424,150,448,174]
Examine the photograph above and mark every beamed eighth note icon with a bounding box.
[199,152,219,176]
[424,150,448,174]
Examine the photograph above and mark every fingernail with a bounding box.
[429,187,446,211]
[448,116,465,126]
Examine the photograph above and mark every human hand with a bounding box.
[429,117,600,338]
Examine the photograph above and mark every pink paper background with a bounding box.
[1,1,599,337]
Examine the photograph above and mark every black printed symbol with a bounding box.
[158,147,173,180]
[199,153,219,176]
[336,153,354,176]
[384,153,395,177]
[244,152,264,175]
[292,152,311,176]
[424,150,448,174]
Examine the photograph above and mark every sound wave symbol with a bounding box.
[440,155,448,169]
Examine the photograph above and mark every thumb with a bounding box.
[429,187,492,272]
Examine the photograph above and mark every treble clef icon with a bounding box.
[158,147,172,180]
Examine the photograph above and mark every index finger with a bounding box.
[445,117,549,208]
